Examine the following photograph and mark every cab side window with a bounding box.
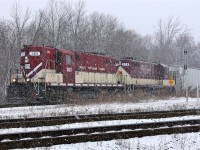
[55,51,62,64]
[66,55,72,65]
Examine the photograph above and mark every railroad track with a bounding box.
[0,119,200,149]
[0,102,55,108]
[0,103,24,108]
[0,109,200,128]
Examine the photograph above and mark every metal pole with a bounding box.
[184,49,188,102]
[197,82,199,101]
[186,71,188,102]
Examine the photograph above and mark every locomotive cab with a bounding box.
[11,45,64,84]
[7,46,65,103]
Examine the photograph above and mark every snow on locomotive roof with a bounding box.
[159,63,169,68]
[119,57,160,65]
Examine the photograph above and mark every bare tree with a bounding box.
[0,3,30,100]
[68,0,87,50]
[10,2,30,67]
[154,16,187,64]
[0,21,12,99]
[106,26,146,59]
[41,0,68,47]
[26,10,46,45]
[141,35,154,61]
[175,33,198,67]
[83,12,118,53]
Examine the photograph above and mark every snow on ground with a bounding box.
[0,97,199,120]
[0,115,200,134]
[27,132,200,150]
[0,97,200,150]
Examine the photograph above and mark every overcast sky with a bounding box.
[0,0,199,41]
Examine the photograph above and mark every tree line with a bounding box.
[0,0,200,99]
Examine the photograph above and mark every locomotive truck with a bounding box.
[7,45,175,104]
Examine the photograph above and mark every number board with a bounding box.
[29,51,40,56]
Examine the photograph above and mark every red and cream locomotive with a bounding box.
[7,45,174,104]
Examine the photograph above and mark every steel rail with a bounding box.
[0,109,200,129]
[0,119,200,149]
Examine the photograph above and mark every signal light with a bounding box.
[184,65,187,70]
[184,50,187,55]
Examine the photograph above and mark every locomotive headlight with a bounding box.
[12,78,16,82]
[26,78,30,82]
[25,56,29,63]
